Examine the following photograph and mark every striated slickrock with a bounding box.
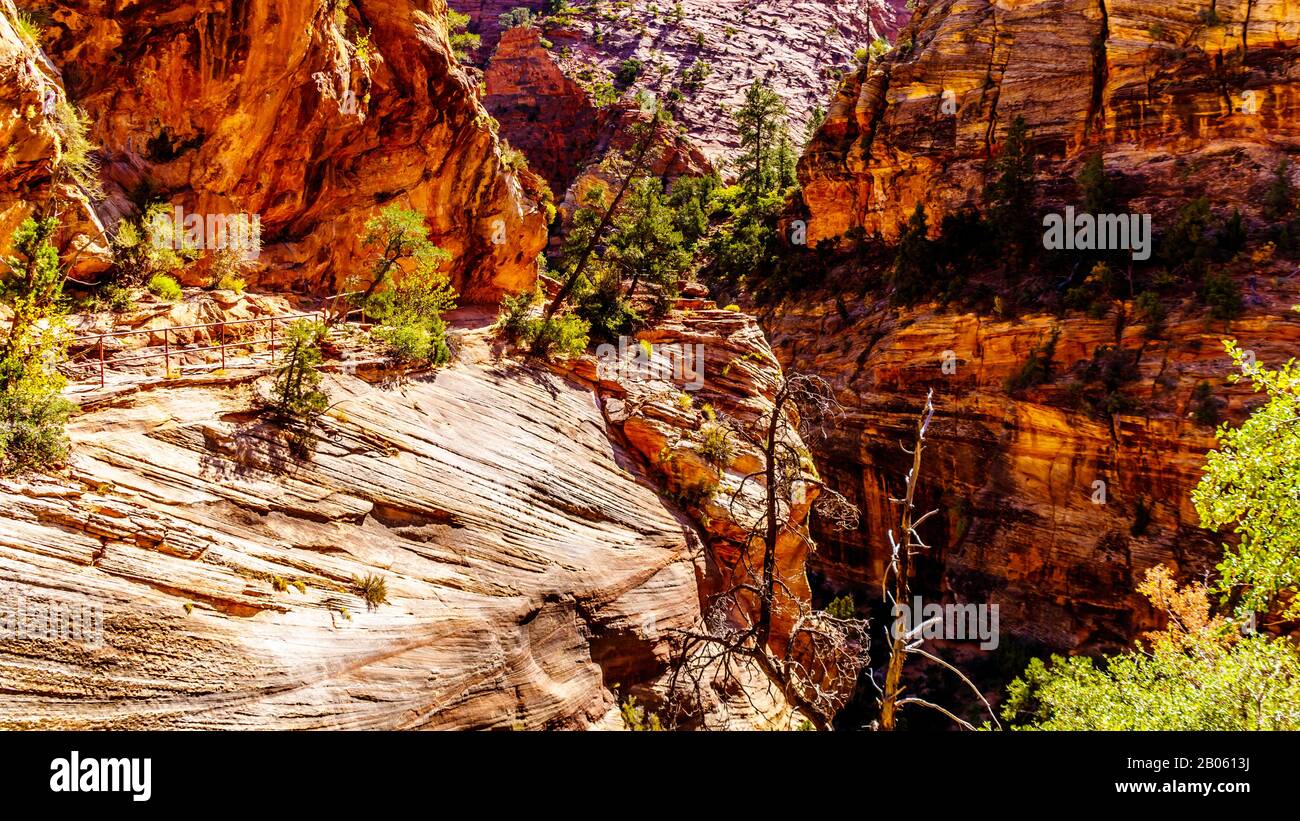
[800,0,1300,243]
[0,0,547,302]
[1,291,823,728]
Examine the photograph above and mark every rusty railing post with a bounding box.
[270,317,276,363]
[98,336,105,388]
[163,328,170,377]
[220,323,226,371]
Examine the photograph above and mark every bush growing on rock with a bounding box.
[697,423,733,469]
[353,205,457,365]
[0,215,75,475]
[270,320,329,425]
[1007,326,1300,729]
[111,203,196,285]
[524,313,590,361]
[496,286,541,341]
[448,11,479,63]
[147,273,182,302]
[352,574,389,611]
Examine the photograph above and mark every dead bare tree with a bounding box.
[875,389,1000,730]
[666,372,870,729]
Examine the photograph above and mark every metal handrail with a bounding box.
[65,293,369,388]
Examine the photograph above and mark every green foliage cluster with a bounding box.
[697,422,732,469]
[616,58,643,88]
[448,10,480,63]
[1005,328,1059,395]
[51,100,102,197]
[355,206,456,366]
[619,695,663,731]
[0,216,75,475]
[270,320,329,424]
[1065,343,1139,418]
[1194,331,1300,615]
[498,7,536,29]
[825,594,856,620]
[110,202,198,286]
[353,574,389,611]
[1008,323,1300,729]
[147,273,182,302]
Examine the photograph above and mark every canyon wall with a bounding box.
[767,281,1300,658]
[457,0,909,200]
[2,0,547,302]
[773,0,1300,665]
[800,0,1300,243]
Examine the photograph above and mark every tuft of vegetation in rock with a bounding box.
[0,215,75,475]
[697,423,733,469]
[352,574,389,611]
[147,273,182,302]
[270,320,330,428]
[1005,328,1059,395]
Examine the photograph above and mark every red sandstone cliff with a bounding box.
[2,0,547,303]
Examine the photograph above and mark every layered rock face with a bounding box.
[458,0,908,192]
[0,351,700,729]
[0,1,108,273]
[800,0,1300,243]
[484,25,608,195]
[538,0,909,165]
[1,289,819,728]
[766,277,1300,656]
[3,0,547,302]
[771,0,1300,662]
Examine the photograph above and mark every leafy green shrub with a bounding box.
[1200,270,1242,320]
[0,215,74,475]
[374,314,452,365]
[147,273,182,302]
[499,7,536,28]
[112,203,196,285]
[1134,291,1165,337]
[1005,328,1059,394]
[697,423,733,469]
[213,274,245,294]
[103,284,135,313]
[890,202,935,306]
[448,10,480,62]
[51,100,102,197]
[1071,344,1139,417]
[496,287,541,342]
[523,313,589,361]
[619,695,663,731]
[270,320,329,423]
[0,371,74,474]
[984,116,1038,261]
[12,10,43,44]
[574,269,639,342]
[353,205,457,365]
[1161,198,1214,274]
[616,58,644,87]
[825,594,856,619]
[499,140,529,174]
